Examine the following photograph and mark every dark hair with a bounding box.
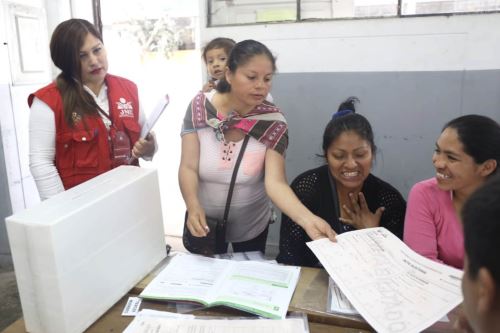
[462,174,500,284]
[202,37,236,63]
[216,39,276,93]
[322,97,376,156]
[50,19,103,126]
[443,115,500,175]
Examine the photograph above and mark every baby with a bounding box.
[201,37,236,92]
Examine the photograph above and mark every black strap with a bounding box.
[97,107,112,122]
[93,100,116,132]
[221,135,250,226]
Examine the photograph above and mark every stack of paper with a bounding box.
[6,166,166,333]
[124,310,309,333]
[140,254,301,319]
[327,277,359,316]
[214,251,277,263]
[307,227,463,333]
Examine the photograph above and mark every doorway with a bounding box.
[99,0,201,236]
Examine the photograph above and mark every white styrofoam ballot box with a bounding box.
[6,166,166,333]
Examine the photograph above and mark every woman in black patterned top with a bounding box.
[277,97,406,267]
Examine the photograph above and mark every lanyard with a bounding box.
[96,105,131,166]
[96,106,115,131]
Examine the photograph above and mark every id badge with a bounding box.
[111,130,131,167]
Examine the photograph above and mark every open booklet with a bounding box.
[308,227,463,333]
[139,254,301,319]
[123,310,309,333]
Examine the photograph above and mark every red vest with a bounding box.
[28,74,141,190]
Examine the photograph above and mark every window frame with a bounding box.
[206,0,500,27]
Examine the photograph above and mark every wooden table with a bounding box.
[2,256,458,333]
[2,298,370,333]
[133,258,458,332]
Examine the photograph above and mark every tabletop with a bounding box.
[2,254,459,333]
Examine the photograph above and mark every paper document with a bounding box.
[134,309,195,319]
[215,251,277,263]
[307,227,463,333]
[123,316,309,333]
[327,277,359,316]
[140,254,301,319]
[122,297,142,316]
[140,94,169,138]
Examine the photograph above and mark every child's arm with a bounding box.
[202,79,216,92]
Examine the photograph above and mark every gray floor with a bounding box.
[0,258,21,331]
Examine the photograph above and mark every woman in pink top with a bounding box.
[404,115,500,269]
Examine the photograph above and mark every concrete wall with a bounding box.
[199,2,500,250]
[271,70,500,195]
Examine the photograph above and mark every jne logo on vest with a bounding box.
[117,97,134,117]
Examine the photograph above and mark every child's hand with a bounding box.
[202,79,216,92]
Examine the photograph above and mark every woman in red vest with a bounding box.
[28,19,156,200]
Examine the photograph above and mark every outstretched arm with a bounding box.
[264,149,336,241]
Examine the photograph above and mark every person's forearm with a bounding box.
[30,161,65,200]
[178,166,202,210]
[266,180,315,228]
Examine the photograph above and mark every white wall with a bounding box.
[200,4,500,73]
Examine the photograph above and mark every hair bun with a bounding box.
[332,109,353,120]
[332,96,359,119]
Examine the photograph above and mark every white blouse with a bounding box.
[29,84,152,200]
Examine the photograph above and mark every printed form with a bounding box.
[307,227,463,333]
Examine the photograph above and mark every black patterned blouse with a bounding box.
[276,165,406,267]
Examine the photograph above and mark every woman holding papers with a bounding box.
[277,97,406,266]
[29,19,156,200]
[179,40,336,254]
[404,115,500,269]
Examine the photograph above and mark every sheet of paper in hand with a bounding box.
[307,227,463,333]
[140,93,169,139]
